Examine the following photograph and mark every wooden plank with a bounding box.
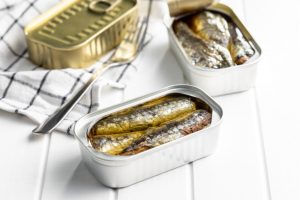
[243,0,300,199]
[0,110,50,200]
[40,132,116,200]
[118,165,194,200]
[193,89,269,200]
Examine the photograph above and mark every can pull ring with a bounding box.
[89,0,121,14]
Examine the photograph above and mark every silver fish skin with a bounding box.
[175,21,234,69]
[119,109,212,155]
[90,131,145,155]
[228,23,255,65]
[190,11,230,48]
[92,96,196,135]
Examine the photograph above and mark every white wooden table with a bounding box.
[0,0,299,199]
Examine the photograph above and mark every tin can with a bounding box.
[164,3,262,96]
[24,0,138,69]
[74,84,223,188]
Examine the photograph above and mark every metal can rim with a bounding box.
[74,84,224,166]
[163,3,263,74]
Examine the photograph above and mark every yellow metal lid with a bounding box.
[24,0,136,50]
[166,0,219,17]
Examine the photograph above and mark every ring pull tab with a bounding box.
[89,0,121,14]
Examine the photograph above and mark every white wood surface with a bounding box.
[0,110,51,200]
[0,0,299,199]
[193,89,269,200]
[243,0,300,199]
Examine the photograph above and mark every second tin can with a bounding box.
[24,0,138,69]
[74,84,223,188]
[164,3,262,96]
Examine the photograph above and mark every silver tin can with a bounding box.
[163,4,262,96]
[74,84,223,188]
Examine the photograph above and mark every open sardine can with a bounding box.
[74,85,224,188]
[164,0,262,96]
[24,0,138,69]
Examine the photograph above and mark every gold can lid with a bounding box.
[25,0,136,50]
[166,0,219,17]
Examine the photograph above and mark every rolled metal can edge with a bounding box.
[163,3,263,96]
[74,84,224,187]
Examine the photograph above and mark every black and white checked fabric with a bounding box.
[0,0,154,134]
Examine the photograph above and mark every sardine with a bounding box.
[119,109,212,155]
[175,21,234,68]
[228,23,255,64]
[90,96,196,136]
[189,11,230,48]
[90,131,145,155]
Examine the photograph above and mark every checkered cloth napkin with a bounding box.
[0,0,154,134]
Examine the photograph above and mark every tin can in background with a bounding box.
[24,0,138,69]
[164,1,262,96]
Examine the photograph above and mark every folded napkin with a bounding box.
[0,0,154,134]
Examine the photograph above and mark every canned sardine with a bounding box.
[174,11,255,68]
[74,85,223,187]
[164,3,262,96]
[88,95,212,156]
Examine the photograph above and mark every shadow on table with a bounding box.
[27,127,72,143]
[6,113,47,143]
[63,160,113,198]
